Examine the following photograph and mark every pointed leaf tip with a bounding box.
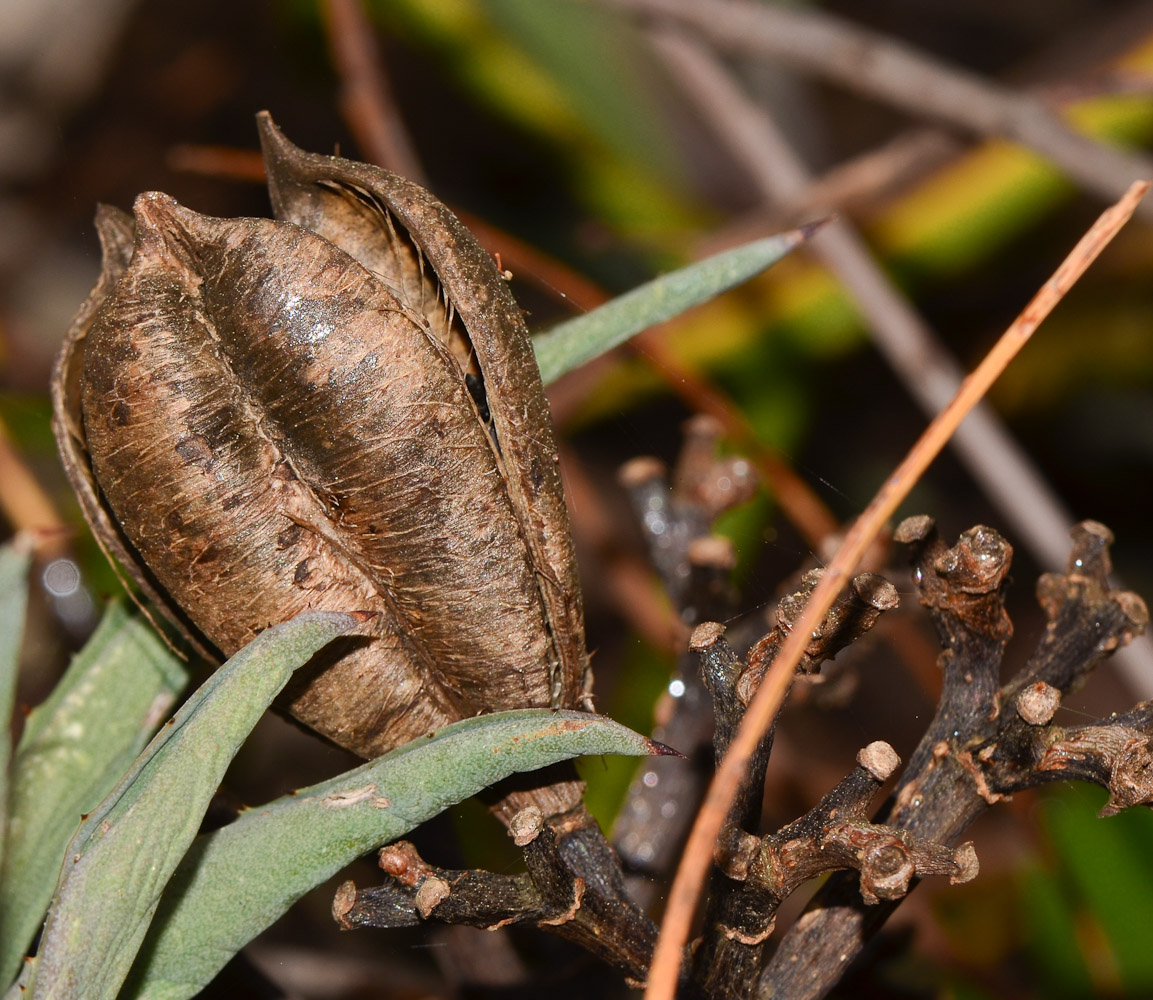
[797,215,835,240]
[648,739,686,758]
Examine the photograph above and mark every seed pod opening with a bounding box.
[53,114,590,759]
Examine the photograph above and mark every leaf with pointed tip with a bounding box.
[122,708,667,1000]
[26,611,360,1000]
[0,602,187,991]
[532,226,820,384]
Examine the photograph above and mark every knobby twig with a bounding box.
[758,517,1147,998]
[336,805,663,984]
[560,444,687,653]
[643,179,1150,1000]
[643,23,1153,697]
[612,418,753,904]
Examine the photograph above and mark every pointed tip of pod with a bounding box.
[131,190,185,236]
[92,203,136,275]
[133,190,180,214]
[255,110,293,161]
[131,192,226,253]
[128,192,191,260]
[255,111,323,222]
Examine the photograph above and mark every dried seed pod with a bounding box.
[53,113,589,759]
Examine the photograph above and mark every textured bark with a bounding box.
[757,519,1147,1000]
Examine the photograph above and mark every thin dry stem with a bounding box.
[609,0,1153,223]
[643,180,1150,1000]
[165,145,266,183]
[320,0,426,183]
[0,413,67,557]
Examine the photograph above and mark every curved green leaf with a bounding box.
[532,226,818,384]
[0,602,187,991]
[0,539,32,864]
[26,610,360,1000]
[124,708,663,1000]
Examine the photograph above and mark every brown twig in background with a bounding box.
[319,0,426,184]
[610,420,755,900]
[644,24,1153,698]
[630,333,839,550]
[560,445,687,653]
[607,0,1153,224]
[672,1,1153,251]
[698,130,961,250]
[0,414,67,558]
[643,180,1149,1000]
[165,145,266,183]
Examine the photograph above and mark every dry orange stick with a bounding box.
[0,414,67,557]
[643,178,1151,999]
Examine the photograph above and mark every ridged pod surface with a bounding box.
[53,113,589,759]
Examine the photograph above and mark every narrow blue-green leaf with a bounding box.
[124,708,664,1000]
[0,539,32,869]
[27,610,360,1000]
[0,602,187,991]
[532,227,817,384]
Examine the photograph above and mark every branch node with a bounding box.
[690,621,728,651]
[415,877,451,918]
[1016,681,1060,725]
[510,805,545,847]
[856,740,900,781]
[332,880,358,929]
[950,842,979,884]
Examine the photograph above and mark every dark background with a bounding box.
[3,1,1153,996]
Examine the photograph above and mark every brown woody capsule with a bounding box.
[52,113,590,759]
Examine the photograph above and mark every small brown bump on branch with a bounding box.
[331,880,358,929]
[857,740,901,782]
[1030,708,1153,816]
[951,842,980,885]
[1016,681,1061,725]
[690,621,728,652]
[674,416,759,517]
[416,878,451,919]
[687,536,737,571]
[509,806,544,847]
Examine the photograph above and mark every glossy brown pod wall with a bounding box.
[52,113,590,759]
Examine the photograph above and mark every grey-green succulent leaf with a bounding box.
[122,708,663,1000]
[532,226,818,384]
[0,538,32,875]
[0,601,187,991]
[25,610,361,1000]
